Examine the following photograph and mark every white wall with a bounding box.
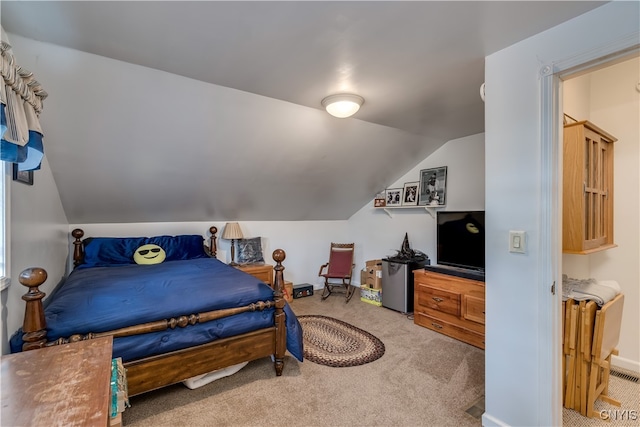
[72,133,485,292]
[483,2,639,426]
[563,57,640,372]
[1,157,69,354]
[348,133,485,267]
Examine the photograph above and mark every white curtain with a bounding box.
[0,30,47,171]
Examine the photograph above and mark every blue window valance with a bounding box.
[0,40,47,171]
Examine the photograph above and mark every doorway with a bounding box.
[554,53,639,424]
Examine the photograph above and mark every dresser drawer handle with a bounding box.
[432,297,444,303]
[431,322,443,329]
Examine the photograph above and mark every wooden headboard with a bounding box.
[71,226,219,268]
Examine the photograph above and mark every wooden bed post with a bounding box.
[272,249,286,376]
[209,226,218,257]
[72,228,85,267]
[19,267,48,351]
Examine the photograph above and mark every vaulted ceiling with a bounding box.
[1,1,605,223]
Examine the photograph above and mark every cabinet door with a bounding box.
[563,121,616,254]
[582,127,604,250]
[462,294,485,325]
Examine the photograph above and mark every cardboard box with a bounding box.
[283,281,294,303]
[366,259,383,268]
[361,259,383,289]
[360,285,382,306]
[293,283,314,299]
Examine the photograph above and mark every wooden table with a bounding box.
[1,336,114,427]
[236,263,274,287]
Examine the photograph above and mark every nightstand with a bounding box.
[237,263,274,287]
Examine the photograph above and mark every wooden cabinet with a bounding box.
[414,269,485,349]
[563,120,617,254]
[236,264,274,287]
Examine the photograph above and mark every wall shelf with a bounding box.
[374,205,444,218]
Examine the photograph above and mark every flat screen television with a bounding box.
[436,210,485,272]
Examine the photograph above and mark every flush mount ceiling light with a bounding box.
[321,94,364,118]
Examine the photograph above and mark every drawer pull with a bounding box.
[432,297,444,303]
[431,322,443,329]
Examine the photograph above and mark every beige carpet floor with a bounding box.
[120,291,640,426]
[122,292,485,427]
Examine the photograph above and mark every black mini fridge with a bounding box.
[381,258,428,313]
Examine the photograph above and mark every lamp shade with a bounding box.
[222,222,244,240]
[321,94,364,118]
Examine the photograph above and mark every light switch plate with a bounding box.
[509,230,526,254]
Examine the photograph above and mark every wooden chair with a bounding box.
[318,243,356,303]
[579,300,597,415]
[562,293,624,418]
[563,299,579,409]
[586,293,623,418]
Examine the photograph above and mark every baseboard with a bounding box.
[612,355,640,374]
[481,412,510,427]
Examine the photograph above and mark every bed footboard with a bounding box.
[18,244,289,392]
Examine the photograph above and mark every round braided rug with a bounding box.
[298,315,385,367]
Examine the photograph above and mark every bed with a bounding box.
[11,227,303,396]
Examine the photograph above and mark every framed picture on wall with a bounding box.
[418,166,447,206]
[385,188,402,207]
[402,181,419,206]
[12,163,34,185]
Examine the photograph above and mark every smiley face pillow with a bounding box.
[133,244,166,265]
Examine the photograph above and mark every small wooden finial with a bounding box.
[19,267,48,288]
[272,249,286,264]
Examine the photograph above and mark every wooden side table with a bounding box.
[1,336,114,426]
[237,263,274,287]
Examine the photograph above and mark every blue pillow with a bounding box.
[80,235,207,268]
[148,235,207,261]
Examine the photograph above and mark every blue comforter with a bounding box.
[10,258,303,362]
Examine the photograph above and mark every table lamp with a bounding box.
[222,222,244,266]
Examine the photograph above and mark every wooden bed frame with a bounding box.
[18,227,288,396]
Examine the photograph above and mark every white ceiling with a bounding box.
[1,1,606,223]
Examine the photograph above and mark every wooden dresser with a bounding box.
[414,268,485,349]
[1,336,114,426]
[237,263,274,287]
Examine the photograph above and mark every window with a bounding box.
[0,161,9,291]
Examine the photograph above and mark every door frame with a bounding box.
[538,34,639,426]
